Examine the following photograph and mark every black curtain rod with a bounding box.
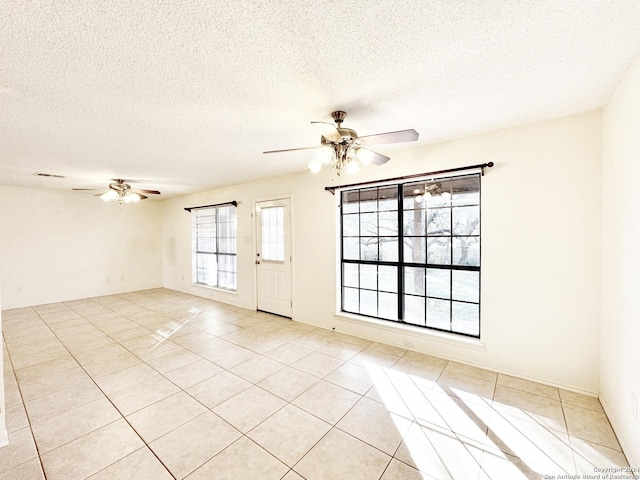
[184,200,237,212]
[324,162,494,195]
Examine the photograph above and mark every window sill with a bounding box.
[192,283,238,296]
[333,311,485,351]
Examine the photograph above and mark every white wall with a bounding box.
[0,186,163,309]
[162,110,602,394]
[601,55,640,465]
[0,283,6,447]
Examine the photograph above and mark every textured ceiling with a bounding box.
[1,1,640,198]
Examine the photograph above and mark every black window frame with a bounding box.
[340,173,481,338]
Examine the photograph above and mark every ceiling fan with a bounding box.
[264,111,419,175]
[73,179,161,203]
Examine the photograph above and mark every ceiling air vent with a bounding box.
[33,172,66,179]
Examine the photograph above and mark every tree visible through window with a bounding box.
[340,174,481,337]
[192,205,237,291]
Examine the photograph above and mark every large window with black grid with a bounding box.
[340,173,481,337]
[192,204,237,291]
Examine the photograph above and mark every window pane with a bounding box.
[452,176,480,206]
[378,266,397,293]
[343,263,359,288]
[343,214,359,237]
[359,188,378,213]
[343,237,359,260]
[427,298,450,330]
[403,183,426,209]
[196,253,217,287]
[452,302,479,336]
[378,186,398,211]
[379,238,398,262]
[343,287,359,312]
[403,208,426,236]
[453,237,480,266]
[404,295,425,326]
[360,238,378,261]
[261,206,285,261]
[404,237,426,263]
[427,238,451,265]
[379,211,398,236]
[427,268,450,299]
[404,267,425,296]
[379,293,397,320]
[452,270,479,303]
[359,264,377,290]
[427,208,451,235]
[452,206,479,235]
[342,191,360,214]
[426,181,452,207]
[360,289,377,316]
[360,213,377,237]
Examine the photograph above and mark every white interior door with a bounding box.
[256,199,292,318]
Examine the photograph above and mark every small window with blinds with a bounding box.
[192,204,237,291]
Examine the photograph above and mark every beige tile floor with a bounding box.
[0,288,632,480]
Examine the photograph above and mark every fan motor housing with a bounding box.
[336,127,358,143]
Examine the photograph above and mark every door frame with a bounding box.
[252,194,294,317]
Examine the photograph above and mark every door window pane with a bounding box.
[261,206,285,261]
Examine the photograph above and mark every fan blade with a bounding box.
[263,146,317,154]
[360,148,390,166]
[311,121,343,143]
[359,129,419,145]
[133,189,161,195]
[137,194,148,200]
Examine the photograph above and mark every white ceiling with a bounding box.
[2,1,640,199]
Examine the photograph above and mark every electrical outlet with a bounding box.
[403,337,415,348]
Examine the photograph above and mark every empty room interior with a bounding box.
[1,2,639,479]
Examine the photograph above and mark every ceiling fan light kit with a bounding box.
[264,111,419,176]
[73,179,161,204]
